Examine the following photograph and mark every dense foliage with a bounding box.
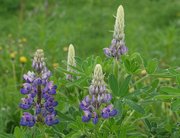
[0,0,179,138]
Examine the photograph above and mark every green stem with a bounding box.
[113,59,119,79]
[123,110,135,125]
[99,119,106,131]
[20,64,25,84]
[12,60,17,89]
[132,74,149,87]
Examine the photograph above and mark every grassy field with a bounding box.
[0,0,180,137]
[0,0,180,65]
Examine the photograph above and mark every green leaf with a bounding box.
[109,74,119,96]
[160,87,180,95]
[123,55,142,74]
[168,68,178,75]
[151,79,159,89]
[124,59,131,72]
[146,59,158,74]
[119,126,127,138]
[171,99,180,111]
[176,75,180,85]
[114,100,122,118]
[155,95,178,100]
[57,111,75,122]
[74,56,83,66]
[125,99,145,114]
[144,119,151,130]
[65,130,82,138]
[13,127,24,138]
[119,75,131,97]
[113,60,119,78]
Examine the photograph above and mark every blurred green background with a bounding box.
[0,0,180,135]
[0,0,180,66]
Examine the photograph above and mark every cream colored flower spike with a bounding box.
[113,5,125,41]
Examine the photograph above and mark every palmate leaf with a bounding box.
[144,119,151,130]
[119,75,131,97]
[65,130,82,138]
[109,74,131,97]
[57,111,75,122]
[74,56,83,66]
[125,99,145,114]
[109,74,119,96]
[122,53,143,74]
[13,127,25,138]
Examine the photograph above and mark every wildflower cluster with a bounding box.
[80,64,117,124]
[104,5,128,59]
[19,49,59,127]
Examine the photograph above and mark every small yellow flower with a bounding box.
[10,52,17,60]
[0,47,2,51]
[53,63,59,69]
[19,56,27,64]
[63,47,68,52]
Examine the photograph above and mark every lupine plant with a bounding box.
[19,49,59,127]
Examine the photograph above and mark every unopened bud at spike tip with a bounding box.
[103,5,128,60]
[32,49,46,72]
[113,5,125,40]
[80,64,117,124]
[66,44,76,80]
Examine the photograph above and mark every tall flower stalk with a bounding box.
[66,44,76,81]
[104,5,128,60]
[80,64,117,124]
[19,49,59,127]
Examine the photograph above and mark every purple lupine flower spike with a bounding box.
[80,64,117,124]
[19,49,59,127]
[103,5,128,60]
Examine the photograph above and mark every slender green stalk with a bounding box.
[123,110,135,125]
[20,64,25,84]
[99,119,106,131]
[113,59,119,78]
[132,74,149,87]
[12,60,17,89]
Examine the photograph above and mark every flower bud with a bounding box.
[32,49,46,72]
[113,5,125,41]
[66,44,76,80]
[92,64,104,85]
